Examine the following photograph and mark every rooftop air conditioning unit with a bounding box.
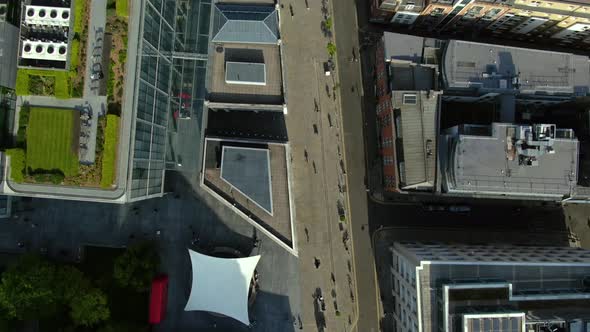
[21,40,68,61]
[24,5,71,27]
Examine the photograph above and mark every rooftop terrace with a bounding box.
[209,43,283,105]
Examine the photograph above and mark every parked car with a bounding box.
[90,70,104,80]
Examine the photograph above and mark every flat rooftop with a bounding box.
[220,146,273,213]
[209,43,283,105]
[445,123,579,197]
[203,138,293,250]
[390,63,437,91]
[442,40,590,95]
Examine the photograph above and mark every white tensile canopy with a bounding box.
[184,249,261,325]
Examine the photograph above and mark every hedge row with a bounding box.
[6,148,25,183]
[73,0,87,34]
[100,114,120,188]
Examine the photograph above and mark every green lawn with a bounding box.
[116,0,128,17]
[16,69,71,99]
[26,108,79,177]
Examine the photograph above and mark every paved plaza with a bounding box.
[1,171,301,332]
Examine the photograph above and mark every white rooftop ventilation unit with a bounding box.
[0,4,7,21]
[24,5,71,27]
[21,40,68,61]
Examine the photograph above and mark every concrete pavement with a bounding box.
[84,0,106,100]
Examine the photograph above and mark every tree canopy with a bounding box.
[70,288,110,326]
[0,255,58,320]
[113,241,160,292]
[0,254,108,327]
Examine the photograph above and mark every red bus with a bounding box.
[149,275,169,324]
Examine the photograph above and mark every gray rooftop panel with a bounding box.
[225,61,266,85]
[390,63,436,91]
[212,5,279,45]
[383,32,425,63]
[464,315,524,332]
[0,21,19,89]
[221,146,273,214]
[442,40,590,95]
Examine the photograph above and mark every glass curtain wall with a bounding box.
[130,0,211,200]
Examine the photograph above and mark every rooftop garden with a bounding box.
[5,0,124,189]
[106,0,129,115]
[6,106,119,188]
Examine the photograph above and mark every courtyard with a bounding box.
[0,172,301,331]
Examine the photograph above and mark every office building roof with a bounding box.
[393,242,590,332]
[442,40,590,95]
[220,146,273,214]
[445,123,579,197]
[392,91,439,189]
[212,5,279,45]
[225,62,266,85]
[202,138,294,254]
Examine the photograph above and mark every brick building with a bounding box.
[370,0,590,51]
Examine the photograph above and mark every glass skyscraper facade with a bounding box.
[129,0,210,200]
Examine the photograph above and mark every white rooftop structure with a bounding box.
[225,62,266,86]
[24,5,71,27]
[21,40,68,61]
[184,249,260,325]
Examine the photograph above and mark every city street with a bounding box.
[331,0,381,331]
[279,0,370,329]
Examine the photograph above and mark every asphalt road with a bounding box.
[331,0,381,331]
[368,197,568,235]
